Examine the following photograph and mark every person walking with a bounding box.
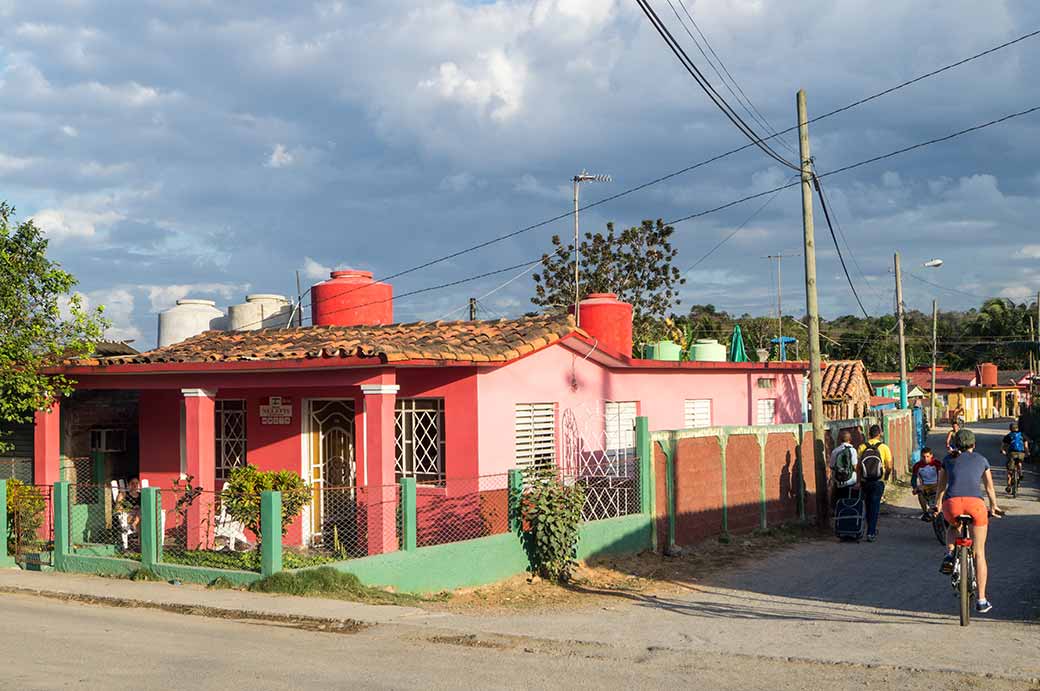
[858,425,892,542]
[828,430,859,508]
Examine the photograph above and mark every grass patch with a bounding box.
[207,576,238,590]
[248,567,441,606]
[158,549,335,572]
[130,568,163,582]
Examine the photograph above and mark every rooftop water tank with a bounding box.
[311,270,393,327]
[228,294,292,331]
[689,338,726,362]
[643,340,683,361]
[577,293,633,357]
[157,299,225,347]
[977,362,998,387]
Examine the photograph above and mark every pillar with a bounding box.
[140,487,158,570]
[53,481,70,571]
[261,490,283,577]
[181,389,216,549]
[361,383,399,555]
[399,477,417,552]
[33,403,61,487]
[0,480,12,567]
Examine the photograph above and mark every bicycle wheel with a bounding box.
[958,546,971,627]
[1011,467,1019,498]
[932,512,947,546]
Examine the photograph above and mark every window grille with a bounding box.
[395,399,445,483]
[756,398,776,425]
[215,400,247,485]
[757,378,776,389]
[684,399,712,428]
[515,403,556,466]
[605,401,637,451]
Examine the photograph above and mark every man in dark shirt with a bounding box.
[1001,422,1029,494]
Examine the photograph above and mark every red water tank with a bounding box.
[311,270,393,327]
[577,293,633,357]
[978,362,998,387]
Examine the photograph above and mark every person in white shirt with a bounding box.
[828,430,859,506]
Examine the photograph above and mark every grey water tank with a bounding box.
[228,294,292,331]
[158,299,226,347]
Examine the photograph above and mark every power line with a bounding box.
[637,0,799,170]
[906,272,995,300]
[275,29,1040,322]
[812,174,870,318]
[672,0,798,156]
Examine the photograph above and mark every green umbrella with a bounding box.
[729,324,749,362]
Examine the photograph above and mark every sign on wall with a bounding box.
[259,396,293,425]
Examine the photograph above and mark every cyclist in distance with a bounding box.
[946,420,961,456]
[936,429,1005,613]
[1001,422,1029,494]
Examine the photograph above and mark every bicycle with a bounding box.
[950,514,977,627]
[1006,455,1024,498]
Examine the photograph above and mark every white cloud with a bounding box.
[145,283,244,312]
[265,143,294,168]
[85,288,140,342]
[418,51,527,122]
[61,124,78,137]
[0,152,36,173]
[514,173,569,200]
[1017,245,1040,259]
[439,172,478,192]
[31,207,123,242]
[302,256,332,280]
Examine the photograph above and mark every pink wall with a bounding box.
[476,344,804,475]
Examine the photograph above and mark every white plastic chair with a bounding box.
[213,482,249,551]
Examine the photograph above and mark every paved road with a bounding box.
[425,420,1040,682]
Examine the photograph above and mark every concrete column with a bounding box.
[53,481,70,571]
[260,490,282,577]
[399,477,417,551]
[33,403,61,487]
[140,487,158,570]
[361,383,399,555]
[508,469,524,534]
[182,389,216,549]
[0,480,13,567]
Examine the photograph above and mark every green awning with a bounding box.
[729,324,749,362]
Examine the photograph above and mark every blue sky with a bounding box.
[2,0,1039,347]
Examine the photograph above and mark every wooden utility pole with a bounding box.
[894,252,909,409]
[797,90,828,523]
[930,299,938,428]
[468,298,477,321]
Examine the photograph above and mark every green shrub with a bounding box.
[518,467,585,583]
[221,465,310,543]
[208,576,237,590]
[5,479,46,553]
[247,566,422,605]
[130,568,162,582]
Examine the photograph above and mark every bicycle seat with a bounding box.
[957,514,974,523]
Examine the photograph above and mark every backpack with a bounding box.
[1009,431,1025,453]
[833,445,855,484]
[861,442,885,481]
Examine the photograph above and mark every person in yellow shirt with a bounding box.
[857,425,892,542]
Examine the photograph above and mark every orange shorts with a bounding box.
[942,496,988,527]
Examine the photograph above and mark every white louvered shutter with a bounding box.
[605,401,637,450]
[756,398,776,425]
[515,403,556,466]
[684,399,712,428]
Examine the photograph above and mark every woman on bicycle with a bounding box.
[937,429,1004,613]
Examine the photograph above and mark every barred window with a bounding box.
[756,398,776,425]
[515,402,556,467]
[396,399,445,483]
[215,400,247,485]
[684,399,712,428]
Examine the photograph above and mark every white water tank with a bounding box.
[157,299,226,347]
[228,294,292,331]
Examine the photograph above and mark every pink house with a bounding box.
[37,273,805,554]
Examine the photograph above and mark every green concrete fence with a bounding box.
[0,479,13,568]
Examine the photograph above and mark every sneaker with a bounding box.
[866,534,877,542]
[1005,486,1012,495]
[976,599,993,613]
[940,553,955,575]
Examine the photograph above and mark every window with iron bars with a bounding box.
[215,399,247,485]
[395,398,445,483]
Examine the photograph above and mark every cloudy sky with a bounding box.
[3,0,1039,347]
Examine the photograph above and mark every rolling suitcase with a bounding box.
[834,487,865,542]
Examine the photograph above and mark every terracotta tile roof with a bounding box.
[907,370,975,391]
[819,360,870,400]
[870,396,899,407]
[83,314,583,366]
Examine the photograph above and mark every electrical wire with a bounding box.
[812,174,870,318]
[436,252,556,321]
[672,0,798,156]
[637,0,799,170]
[906,272,996,300]
[256,29,1040,327]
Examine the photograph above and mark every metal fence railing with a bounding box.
[155,487,257,570]
[415,474,509,548]
[559,458,641,522]
[304,484,401,560]
[67,483,137,555]
[9,483,52,567]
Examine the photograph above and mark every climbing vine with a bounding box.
[518,467,585,582]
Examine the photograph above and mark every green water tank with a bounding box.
[643,340,683,361]
[689,338,727,362]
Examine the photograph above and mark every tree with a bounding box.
[531,219,685,353]
[0,202,106,450]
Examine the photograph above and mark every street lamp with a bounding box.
[894,253,943,410]
[572,170,611,326]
